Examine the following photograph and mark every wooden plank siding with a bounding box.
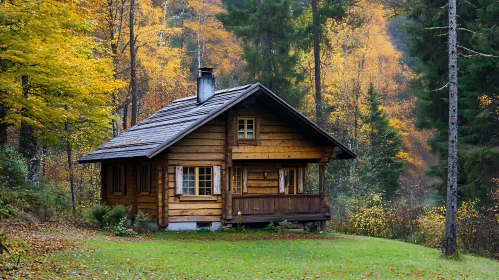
[100,103,334,226]
[166,117,226,223]
[229,105,332,160]
[101,157,160,222]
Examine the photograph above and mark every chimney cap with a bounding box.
[199,67,214,75]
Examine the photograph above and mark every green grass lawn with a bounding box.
[44,232,499,279]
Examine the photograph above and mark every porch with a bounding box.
[224,191,330,224]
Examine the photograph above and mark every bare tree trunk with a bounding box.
[123,102,128,130]
[130,0,138,127]
[443,0,458,256]
[107,0,126,138]
[65,106,77,215]
[312,0,323,129]
[19,76,41,186]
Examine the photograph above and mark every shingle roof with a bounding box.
[80,83,356,162]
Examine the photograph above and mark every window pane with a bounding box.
[182,184,188,194]
[247,132,254,138]
[238,120,245,138]
[289,170,295,185]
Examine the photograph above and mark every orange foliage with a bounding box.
[300,0,435,202]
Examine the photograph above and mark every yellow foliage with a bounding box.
[299,0,435,192]
[416,206,446,248]
[353,204,387,237]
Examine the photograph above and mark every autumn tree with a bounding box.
[295,0,349,128]
[0,1,118,187]
[295,1,431,204]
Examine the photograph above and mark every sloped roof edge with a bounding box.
[147,83,357,159]
[146,83,261,158]
[256,84,357,159]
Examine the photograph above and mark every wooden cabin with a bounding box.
[80,68,356,231]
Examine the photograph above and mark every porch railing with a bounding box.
[225,191,328,220]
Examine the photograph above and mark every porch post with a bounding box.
[319,163,327,232]
[226,189,233,220]
[319,163,325,194]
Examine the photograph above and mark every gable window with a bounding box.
[112,165,126,194]
[182,167,212,195]
[231,167,243,194]
[237,117,255,139]
[138,165,151,193]
[284,168,296,195]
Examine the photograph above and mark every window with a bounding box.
[237,117,255,139]
[231,167,243,194]
[284,168,296,195]
[112,165,126,194]
[182,167,212,195]
[138,165,151,193]
[198,167,212,195]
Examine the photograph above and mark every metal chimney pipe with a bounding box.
[197,67,215,104]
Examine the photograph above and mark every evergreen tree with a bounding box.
[217,0,303,106]
[361,84,404,199]
[407,0,499,204]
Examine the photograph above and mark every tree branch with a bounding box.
[426,82,449,92]
[458,45,499,58]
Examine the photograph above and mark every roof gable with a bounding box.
[80,83,356,162]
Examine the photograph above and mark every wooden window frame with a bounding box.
[138,164,151,194]
[112,164,126,196]
[237,117,256,139]
[284,168,297,195]
[231,167,243,194]
[182,166,213,196]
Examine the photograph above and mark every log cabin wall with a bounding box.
[230,161,307,195]
[166,117,226,223]
[228,104,328,161]
[101,157,160,222]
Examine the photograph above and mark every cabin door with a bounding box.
[284,168,296,195]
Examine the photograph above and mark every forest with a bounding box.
[0,0,498,273]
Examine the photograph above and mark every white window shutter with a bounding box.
[278,168,285,194]
[242,167,248,194]
[297,167,304,194]
[213,166,221,195]
[175,166,183,195]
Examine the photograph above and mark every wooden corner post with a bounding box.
[319,163,327,232]
[160,154,169,226]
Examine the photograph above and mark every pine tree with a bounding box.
[407,0,499,205]
[217,0,303,106]
[362,84,404,199]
